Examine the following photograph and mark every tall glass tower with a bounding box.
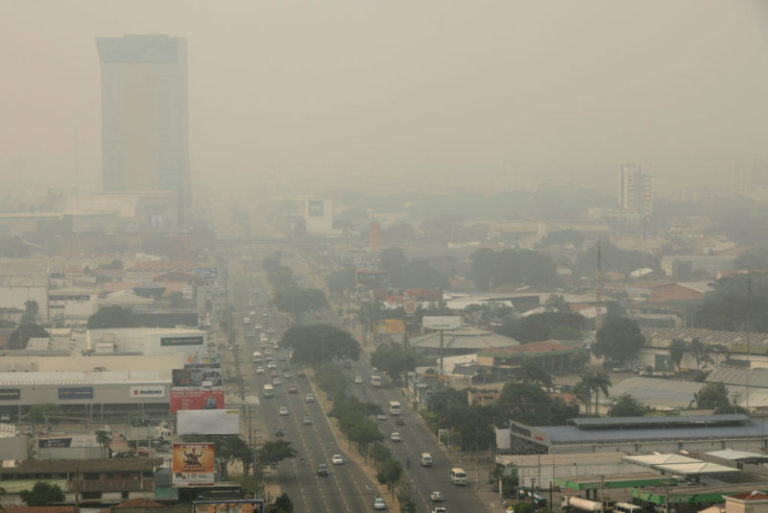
[96,35,190,207]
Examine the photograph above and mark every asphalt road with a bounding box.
[221,252,384,513]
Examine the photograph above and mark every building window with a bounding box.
[82,492,101,500]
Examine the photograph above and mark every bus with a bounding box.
[614,503,642,513]
[388,401,401,415]
[371,375,383,387]
[450,467,467,486]
[263,384,274,398]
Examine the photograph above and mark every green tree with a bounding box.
[695,382,731,410]
[270,493,294,513]
[497,312,585,343]
[495,382,577,426]
[348,418,384,458]
[21,300,39,325]
[380,248,408,273]
[519,358,552,389]
[577,369,612,416]
[690,338,714,370]
[96,430,112,458]
[376,458,403,496]
[281,324,361,364]
[734,247,768,271]
[545,294,570,313]
[607,394,649,417]
[87,305,137,329]
[371,342,418,385]
[258,440,297,466]
[20,482,65,506]
[593,317,645,364]
[668,339,688,373]
[7,323,49,349]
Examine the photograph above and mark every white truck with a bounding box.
[562,496,603,512]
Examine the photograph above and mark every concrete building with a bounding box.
[86,328,208,360]
[48,288,100,327]
[96,35,190,209]
[619,164,653,217]
[304,199,334,234]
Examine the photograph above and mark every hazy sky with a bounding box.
[1,1,767,199]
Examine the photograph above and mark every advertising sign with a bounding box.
[376,319,405,335]
[170,389,225,413]
[192,500,264,513]
[161,336,204,347]
[172,443,215,487]
[39,437,72,448]
[172,366,223,388]
[129,386,165,399]
[422,316,461,331]
[194,267,218,279]
[356,269,389,289]
[58,387,94,400]
[177,409,240,435]
[0,388,21,400]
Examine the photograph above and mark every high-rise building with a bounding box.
[96,35,190,206]
[618,164,652,217]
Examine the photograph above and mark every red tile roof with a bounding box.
[97,498,164,513]
[728,492,768,501]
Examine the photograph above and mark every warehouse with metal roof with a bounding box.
[497,414,768,454]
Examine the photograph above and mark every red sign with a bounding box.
[170,389,225,413]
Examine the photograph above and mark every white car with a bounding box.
[302,415,312,425]
[272,378,282,386]
[430,491,443,502]
[305,393,315,403]
[255,367,265,375]
[390,432,401,442]
[279,406,289,416]
[373,497,387,510]
[331,454,344,465]
[267,362,277,370]
[432,508,447,513]
[376,413,388,421]
[354,375,363,384]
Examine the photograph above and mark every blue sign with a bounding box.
[58,387,94,400]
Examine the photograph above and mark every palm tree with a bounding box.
[577,369,612,416]
[668,339,687,374]
[95,430,112,458]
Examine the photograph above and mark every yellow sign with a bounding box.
[375,319,405,335]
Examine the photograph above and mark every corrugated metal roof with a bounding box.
[707,366,768,388]
[569,414,748,429]
[705,449,768,462]
[642,327,768,352]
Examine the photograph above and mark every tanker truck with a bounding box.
[562,496,603,513]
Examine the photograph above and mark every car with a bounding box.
[296,369,306,377]
[395,416,405,426]
[376,413,388,421]
[317,463,330,476]
[302,415,312,425]
[288,384,299,394]
[373,497,387,510]
[272,378,282,386]
[331,454,344,465]
[305,393,315,403]
[430,491,443,502]
[354,375,363,384]
[255,367,265,375]
[275,428,284,437]
[269,370,278,378]
[279,406,289,416]
[267,362,277,370]
[390,432,401,442]
[432,508,447,513]
[284,371,293,379]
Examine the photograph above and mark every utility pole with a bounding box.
[595,245,602,331]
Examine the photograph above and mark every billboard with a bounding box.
[58,387,94,400]
[129,386,165,399]
[376,319,405,335]
[192,500,264,513]
[172,366,223,388]
[0,388,21,400]
[170,389,225,413]
[177,409,240,435]
[422,316,461,330]
[356,269,389,289]
[161,336,204,347]
[172,443,215,487]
